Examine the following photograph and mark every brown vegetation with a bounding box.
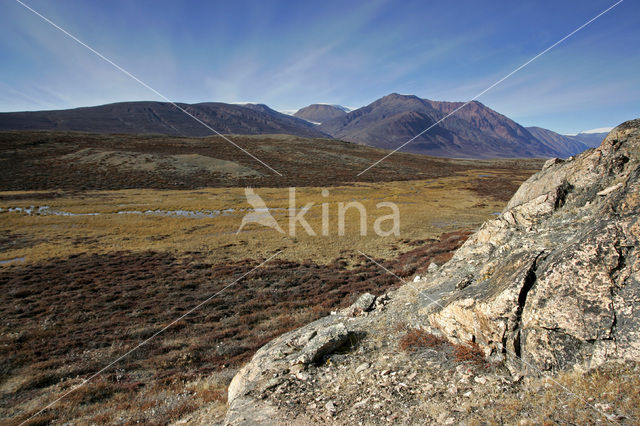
[0,130,544,423]
[398,329,447,351]
[399,329,488,368]
[453,341,486,366]
[0,231,469,424]
[471,362,640,424]
[0,131,543,192]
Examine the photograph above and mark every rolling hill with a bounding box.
[0,130,543,191]
[0,101,328,139]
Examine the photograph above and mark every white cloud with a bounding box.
[581,127,614,134]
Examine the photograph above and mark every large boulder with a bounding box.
[222,120,640,423]
[427,119,640,373]
[225,313,358,424]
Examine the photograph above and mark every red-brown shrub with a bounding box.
[453,341,486,366]
[399,329,447,352]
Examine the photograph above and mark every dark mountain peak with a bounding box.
[318,93,574,158]
[382,92,420,100]
[376,93,424,105]
[239,103,273,112]
[294,104,349,124]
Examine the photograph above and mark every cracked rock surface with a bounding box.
[428,119,640,374]
[220,120,640,425]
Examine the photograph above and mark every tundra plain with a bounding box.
[0,131,543,424]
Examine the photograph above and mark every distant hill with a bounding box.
[0,130,544,191]
[318,93,567,159]
[569,131,610,148]
[526,127,590,158]
[293,104,349,123]
[0,101,329,139]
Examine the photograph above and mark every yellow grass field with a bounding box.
[1,171,518,267]
[0,158,540,424]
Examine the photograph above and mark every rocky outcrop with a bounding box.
[426,119,640,373]
[224,119,640,424]
[225,297,389,425]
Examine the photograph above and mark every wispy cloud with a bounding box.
[0,0,636,132]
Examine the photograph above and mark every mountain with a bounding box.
[0,96,602,159]
[318,93,570,159]
[293,104,349,124]
[0,101,329,139]
[525,126,590,157]
[569,129,611,148]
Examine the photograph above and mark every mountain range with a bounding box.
[0,94,607,159]
[0,101,328,139]
[524,127,590,159]
[568,130,611,148]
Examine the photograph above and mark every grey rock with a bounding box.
[225,315,355,424]
[597,182,623,196]
[325,400,337,414]
[542,157,564,170]
[428,119,640,373]
[223,120,640,424]
[355,362,369,374]
[352,293,377,312]
[295,323,350,365]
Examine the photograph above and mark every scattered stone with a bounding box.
[355,293,377,311]
[325,400,337,415]
[355,363,369,374]
[353,397,370,409]
[474,376,487,385]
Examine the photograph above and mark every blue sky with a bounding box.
[1,0,638,134]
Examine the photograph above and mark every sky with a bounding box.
[0,0,638,134]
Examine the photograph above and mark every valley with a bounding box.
[0,130,542,424]
[1,1,636,424]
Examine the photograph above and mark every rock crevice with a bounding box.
[513,251,544,359]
